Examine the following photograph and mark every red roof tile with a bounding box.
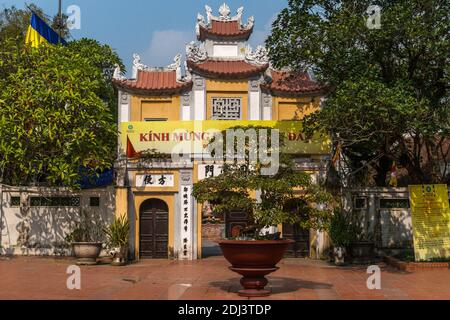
[113,70,192,94]
[262,71,325,95]
[187,59,268,79]
[198,21,252,41]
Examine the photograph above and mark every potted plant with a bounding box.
[66,210,104,265]
[327,209,353,265]
[193,126,333,297]
[104,215,130,266]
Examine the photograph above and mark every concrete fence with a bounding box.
[344,187,449,256]
[0,185,115,256]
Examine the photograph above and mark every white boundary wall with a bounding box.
[0,185,115,256]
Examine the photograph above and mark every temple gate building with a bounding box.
[113,4,330,261]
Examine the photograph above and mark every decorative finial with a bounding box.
[167,53,182,71]
[219,3,231,20]
[113,64,126,81]
[205,5,213,23]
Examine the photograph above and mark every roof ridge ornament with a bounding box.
[132,53,149,78]
[196,13,207,36]
[244,16,255,29]
[184,61,193,82]
[218,3,231,20]
[132,53,185,79]
[245,45,269,65]
[113,64,126,81]
[186,41,208,63]
[167,53,184,82]
[200,4,251,25]
[133,53,149,70]
[167,53,182,71]
[205,5,213,24]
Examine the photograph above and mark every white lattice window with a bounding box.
[211,97,242,120]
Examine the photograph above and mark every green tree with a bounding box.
[266,0,449,185]
[0,40,117,188]
[192,126,333,239]
[67,39,125,123]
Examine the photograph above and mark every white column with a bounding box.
[118,91,130,123]
[248,80,261,121]
[181,93,191,121]
[194,90,205,120]
[193,76,206,120]
[249,91,261,120]
[262,92,272,120]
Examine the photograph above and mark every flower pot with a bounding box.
[72,242,102,265]
[110,246,128,266]
[218,240,293,297]
[333,246,346,266]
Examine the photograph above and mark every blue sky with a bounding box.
[2,0,287,75]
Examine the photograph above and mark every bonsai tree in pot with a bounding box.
[193,126,333,297]
[327,209,354,265]
[66,210,105,265]
[104,215,130,266]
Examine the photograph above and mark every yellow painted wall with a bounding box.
[130,95,180,121]
[206,79,248,121]
[206,79,248,92]
[115,187,128,218]
[273,96,320,121]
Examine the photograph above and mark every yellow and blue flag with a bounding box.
[25,12,66,47]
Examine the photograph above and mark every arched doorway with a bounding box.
[139,198,169,259]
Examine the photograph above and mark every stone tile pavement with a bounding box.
[0,256,449,300]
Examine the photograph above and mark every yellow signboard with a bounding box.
[121,121,330,155]
[409,184,450,261]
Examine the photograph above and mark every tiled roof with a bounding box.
[198,21,252,41]
[262,71,325,95]
[187,59,268,79]
[113,70,192,94]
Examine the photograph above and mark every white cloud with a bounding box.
[143,30,194,67]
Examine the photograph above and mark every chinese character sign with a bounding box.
[181,185,193,259]
[198,164,223,180]
[136,174,174,187]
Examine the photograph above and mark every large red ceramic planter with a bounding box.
[218,240,294,297]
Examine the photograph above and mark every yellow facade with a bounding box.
[131,95,180,121]
[206,80,248,120]
[273,96,320,121]
[118,97,326,259]
[114,5,330,261]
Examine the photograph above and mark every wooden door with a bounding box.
[283,223,310,258]
[139,199,168,259]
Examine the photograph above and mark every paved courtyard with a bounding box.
[0,256,449,300]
